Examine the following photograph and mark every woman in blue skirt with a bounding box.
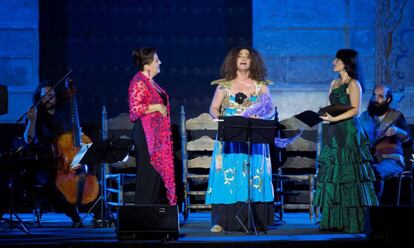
[206,47,275,232]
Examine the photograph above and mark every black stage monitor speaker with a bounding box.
[366,205,414,241]
[0,85,7,115]
[117,205,179,241]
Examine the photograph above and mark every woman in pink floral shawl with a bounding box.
[128,48,176,206]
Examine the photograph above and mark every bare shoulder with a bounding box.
[346,79,362,97]
[329,79,337,90]
[348,79,361,89]
[216,84,226,93]
[260,84,270,94]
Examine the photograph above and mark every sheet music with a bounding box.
[121,154,129,163]
[70,143,92,168]
[109,154,129,167]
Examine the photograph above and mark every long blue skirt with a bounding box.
[205,140,274,204]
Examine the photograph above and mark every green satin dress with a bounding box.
[313,83,378,233]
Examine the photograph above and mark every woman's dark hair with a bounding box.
[132,48,157,71]
[336,48,365,92]
[220,47,267,82]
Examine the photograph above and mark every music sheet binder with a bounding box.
[218,116,276,143]
[318,104,353,116]
[294,111,323,127]
[295,104,353,127]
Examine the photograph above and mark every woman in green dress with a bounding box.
[313,49,378,233]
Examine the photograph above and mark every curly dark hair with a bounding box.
[336,48,365,92]
[220,47,267,81]
[132,47,157,71]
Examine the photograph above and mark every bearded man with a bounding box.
[359,84,412,203]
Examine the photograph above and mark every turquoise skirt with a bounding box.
[205,140,274,204]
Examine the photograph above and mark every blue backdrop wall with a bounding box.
[1,0,413,125]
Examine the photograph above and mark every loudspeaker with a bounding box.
[0,85,8,115]
[117,205,179,240]
[366,205,414,241]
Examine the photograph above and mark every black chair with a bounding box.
[396,142,414,206]
[381,141,414,206]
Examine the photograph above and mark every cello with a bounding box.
[55,79,99,205]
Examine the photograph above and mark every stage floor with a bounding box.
[0,211,391,248]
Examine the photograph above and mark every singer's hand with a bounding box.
[157,104,167,116]
[320,113,335,122]
[27,107,37,122]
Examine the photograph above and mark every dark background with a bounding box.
[39,0,252,125]
[0,0,253,210]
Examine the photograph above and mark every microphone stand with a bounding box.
[15,68,76,124]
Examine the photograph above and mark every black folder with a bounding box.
[295,110,323,127]
[317,104,353,116]
[295,104,353,127]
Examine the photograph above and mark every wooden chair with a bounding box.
[180,107,217,220]
[105,112,136,208]
[277,116,321,221]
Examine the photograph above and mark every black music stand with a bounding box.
[218,116,276,235]
[0,85,7,115]
[78,137,132,227]
[0,155,30,235]
[80,138,132,166]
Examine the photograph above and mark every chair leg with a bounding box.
[397,171,413,206]
[118,175,122,206]
[184,204,188,221]
[397,175,403,206]
[309,175,315,221]
[309,207,313,222]
[33,204,41,226]
[315,206,320,219]
[410,174,414,205]
[31,186,42,226]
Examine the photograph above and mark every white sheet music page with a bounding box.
[70,143,92,168]
[121,154,129,163]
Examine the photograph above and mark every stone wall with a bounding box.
[376,0,414,123]
[0,0,38,123]
[253,0,414,123]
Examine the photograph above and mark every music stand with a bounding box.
[78,137,132,227]
[218,116,276,235]
[0,85,7,115]
[0,155,30,235]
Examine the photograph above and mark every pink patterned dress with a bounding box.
[128,71,176,205]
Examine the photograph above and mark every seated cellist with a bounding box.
[23,80,101,228]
